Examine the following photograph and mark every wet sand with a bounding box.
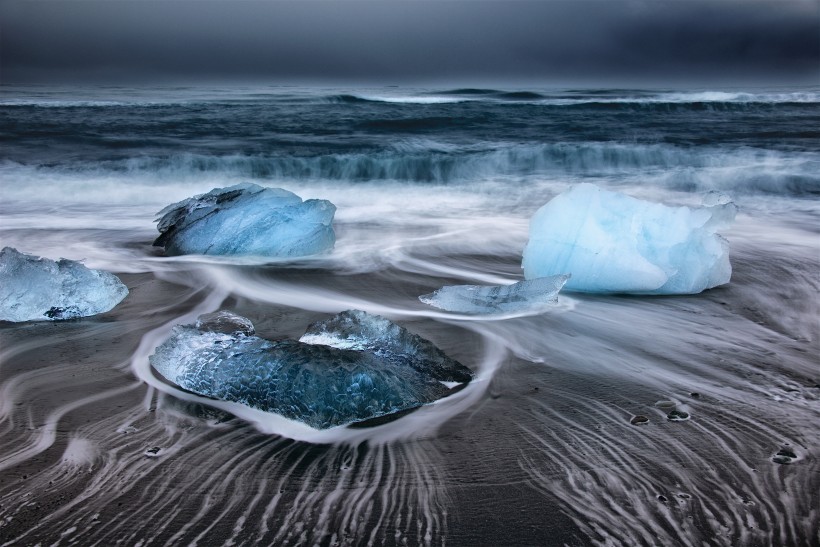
[1,239,818,546]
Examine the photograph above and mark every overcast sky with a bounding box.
[1,0,818,86]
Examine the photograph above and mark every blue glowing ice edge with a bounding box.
[154,183,336,257]
[0,247,128,322]
[522,184,737,294]
[149,310,473,429]
[419,274,570,314]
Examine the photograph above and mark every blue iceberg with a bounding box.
[418,275,570,314]
[154,183,336,257]
[149,310,472,429]
[522,184,737,294]
[0,247,128,322]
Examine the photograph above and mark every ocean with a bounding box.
[0,85,818,545]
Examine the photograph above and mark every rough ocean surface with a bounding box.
[0,247,128,322]
[418,274,570,314]
[154,182,336,257]
[150,310,472,429]
[523,183,738,294]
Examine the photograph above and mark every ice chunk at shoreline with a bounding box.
[154,183,336,257]
[300,309,473,383]
[418,274,570,314]
[522,184,737,294]
[150,310,472,429]
[0,247,128,322]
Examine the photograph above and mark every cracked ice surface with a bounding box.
[418,274,570,314]
[150,310,472,429]
[154,183,336,257]
[522,184,737,294]
[0,247,128,322]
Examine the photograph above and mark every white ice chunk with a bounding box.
[154,183,336,257]
[418,274,570,314]
[522,184,737,294]
[0,247,128,322]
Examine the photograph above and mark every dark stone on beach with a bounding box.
[630,415,649,425]
[45,306,78,319]
[689,392,701,398]
[773,447,797,464]
[776,447,797,458]
[657,495,668,503]
[667,410,690,421]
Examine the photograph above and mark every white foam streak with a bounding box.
[358,95,471,104]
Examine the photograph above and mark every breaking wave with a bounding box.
[2,87,818,110]
[2,142,818,197]
[324,89,820,107]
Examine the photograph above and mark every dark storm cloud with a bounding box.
[1,0,817,84]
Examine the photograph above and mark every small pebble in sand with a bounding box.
[630,415,649,425]
[667,410,690,421]
[772,447,797,464]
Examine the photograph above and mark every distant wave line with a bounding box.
[2,89,819,108]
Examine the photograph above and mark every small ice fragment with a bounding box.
[196,310,255,336]
[150,310,472,429]
[300,309,473,383]
[522,184,737,294]
[154,183,336,257]
[0,247,128,322]
[418,274,570,314]
[702,190,732,207]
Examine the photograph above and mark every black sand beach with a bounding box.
[1,84,818,545]
[1,235,818,545]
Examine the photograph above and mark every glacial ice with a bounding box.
[418,274,570,314]
[522,184,737,294]
[300,310,474,383]
[154,183,336,257]
[149,310,472,429]
[0,247,128,322]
